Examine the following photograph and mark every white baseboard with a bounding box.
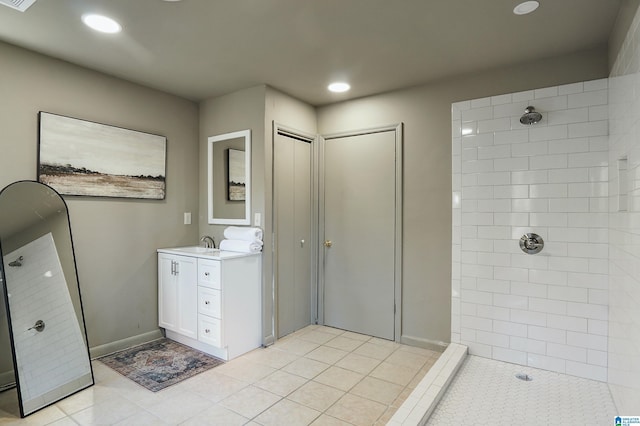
[400,335,448,353]
[89,329,163,359]
[0,370,15,389]
[263,334,275,347]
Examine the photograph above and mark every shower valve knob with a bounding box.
[28,320,45,332]
[519,233,544,254]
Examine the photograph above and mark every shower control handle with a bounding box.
[519,233,544,255]
[524,239,542,249]
[28,320,45,332]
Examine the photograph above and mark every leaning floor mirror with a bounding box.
[0,180,93,417]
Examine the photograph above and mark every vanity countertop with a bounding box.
[157,246,260,260]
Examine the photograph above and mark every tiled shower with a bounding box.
[608,8,640,412]
[5,233,91,412]
[451,6,640,414]
[452,78,610,381]
[3,233,91,412]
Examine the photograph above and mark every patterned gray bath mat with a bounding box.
[99,338,224,392]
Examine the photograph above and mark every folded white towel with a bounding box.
[219,239,263,253]
[224,226,263,242]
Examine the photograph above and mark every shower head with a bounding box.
[520,106,542,125]
[8,256,23,267]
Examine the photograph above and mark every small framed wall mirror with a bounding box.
[208,130,251,225]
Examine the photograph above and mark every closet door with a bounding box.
[274,132,312,337]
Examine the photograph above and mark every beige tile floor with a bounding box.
[0,325,440,426]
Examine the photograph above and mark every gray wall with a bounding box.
[0,41,200,355]
[0,37,612,360]
[317,46,609,346]
[199,86,317,344]
[198,85,267,245]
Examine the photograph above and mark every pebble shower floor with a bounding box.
[426,355,617,425]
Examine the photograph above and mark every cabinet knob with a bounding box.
[204,272,210,277]
[205,300,210,305]
[205,329,210,333]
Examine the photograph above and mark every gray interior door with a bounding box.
[274,131,312,338]
[323,130,398,340]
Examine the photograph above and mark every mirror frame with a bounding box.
[207,129,251,225]
[0,180,94,417]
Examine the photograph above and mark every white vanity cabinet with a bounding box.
[157,248,262,361]
[157,253,198,339]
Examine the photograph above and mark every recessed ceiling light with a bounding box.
[328,82,350,93]
[81,14,122,34]
[513,1,539,15]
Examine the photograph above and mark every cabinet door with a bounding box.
[158,254,178,331]
[158,254,197,339]
[175,256,198,339]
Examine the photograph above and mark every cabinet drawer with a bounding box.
[198,259,220,289]
[198,315,222,347]
[198,287,221,318]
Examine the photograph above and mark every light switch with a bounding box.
[254,213,261,227]
[184,212,192,225]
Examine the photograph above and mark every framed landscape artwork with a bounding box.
[38,112,167,200]
[226,148,246,201]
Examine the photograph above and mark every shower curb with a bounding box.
[387,343,468,425]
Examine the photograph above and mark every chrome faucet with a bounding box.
[200,235,215,249]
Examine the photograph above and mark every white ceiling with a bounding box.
[0,0,623,106]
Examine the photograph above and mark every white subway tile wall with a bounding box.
[3,233,91,406]
[451,78,610,383]
[608,2,640,414]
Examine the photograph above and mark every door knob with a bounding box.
[324,240,332,248]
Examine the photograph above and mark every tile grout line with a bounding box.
[0,325,442,426]
[269,326,441,425]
